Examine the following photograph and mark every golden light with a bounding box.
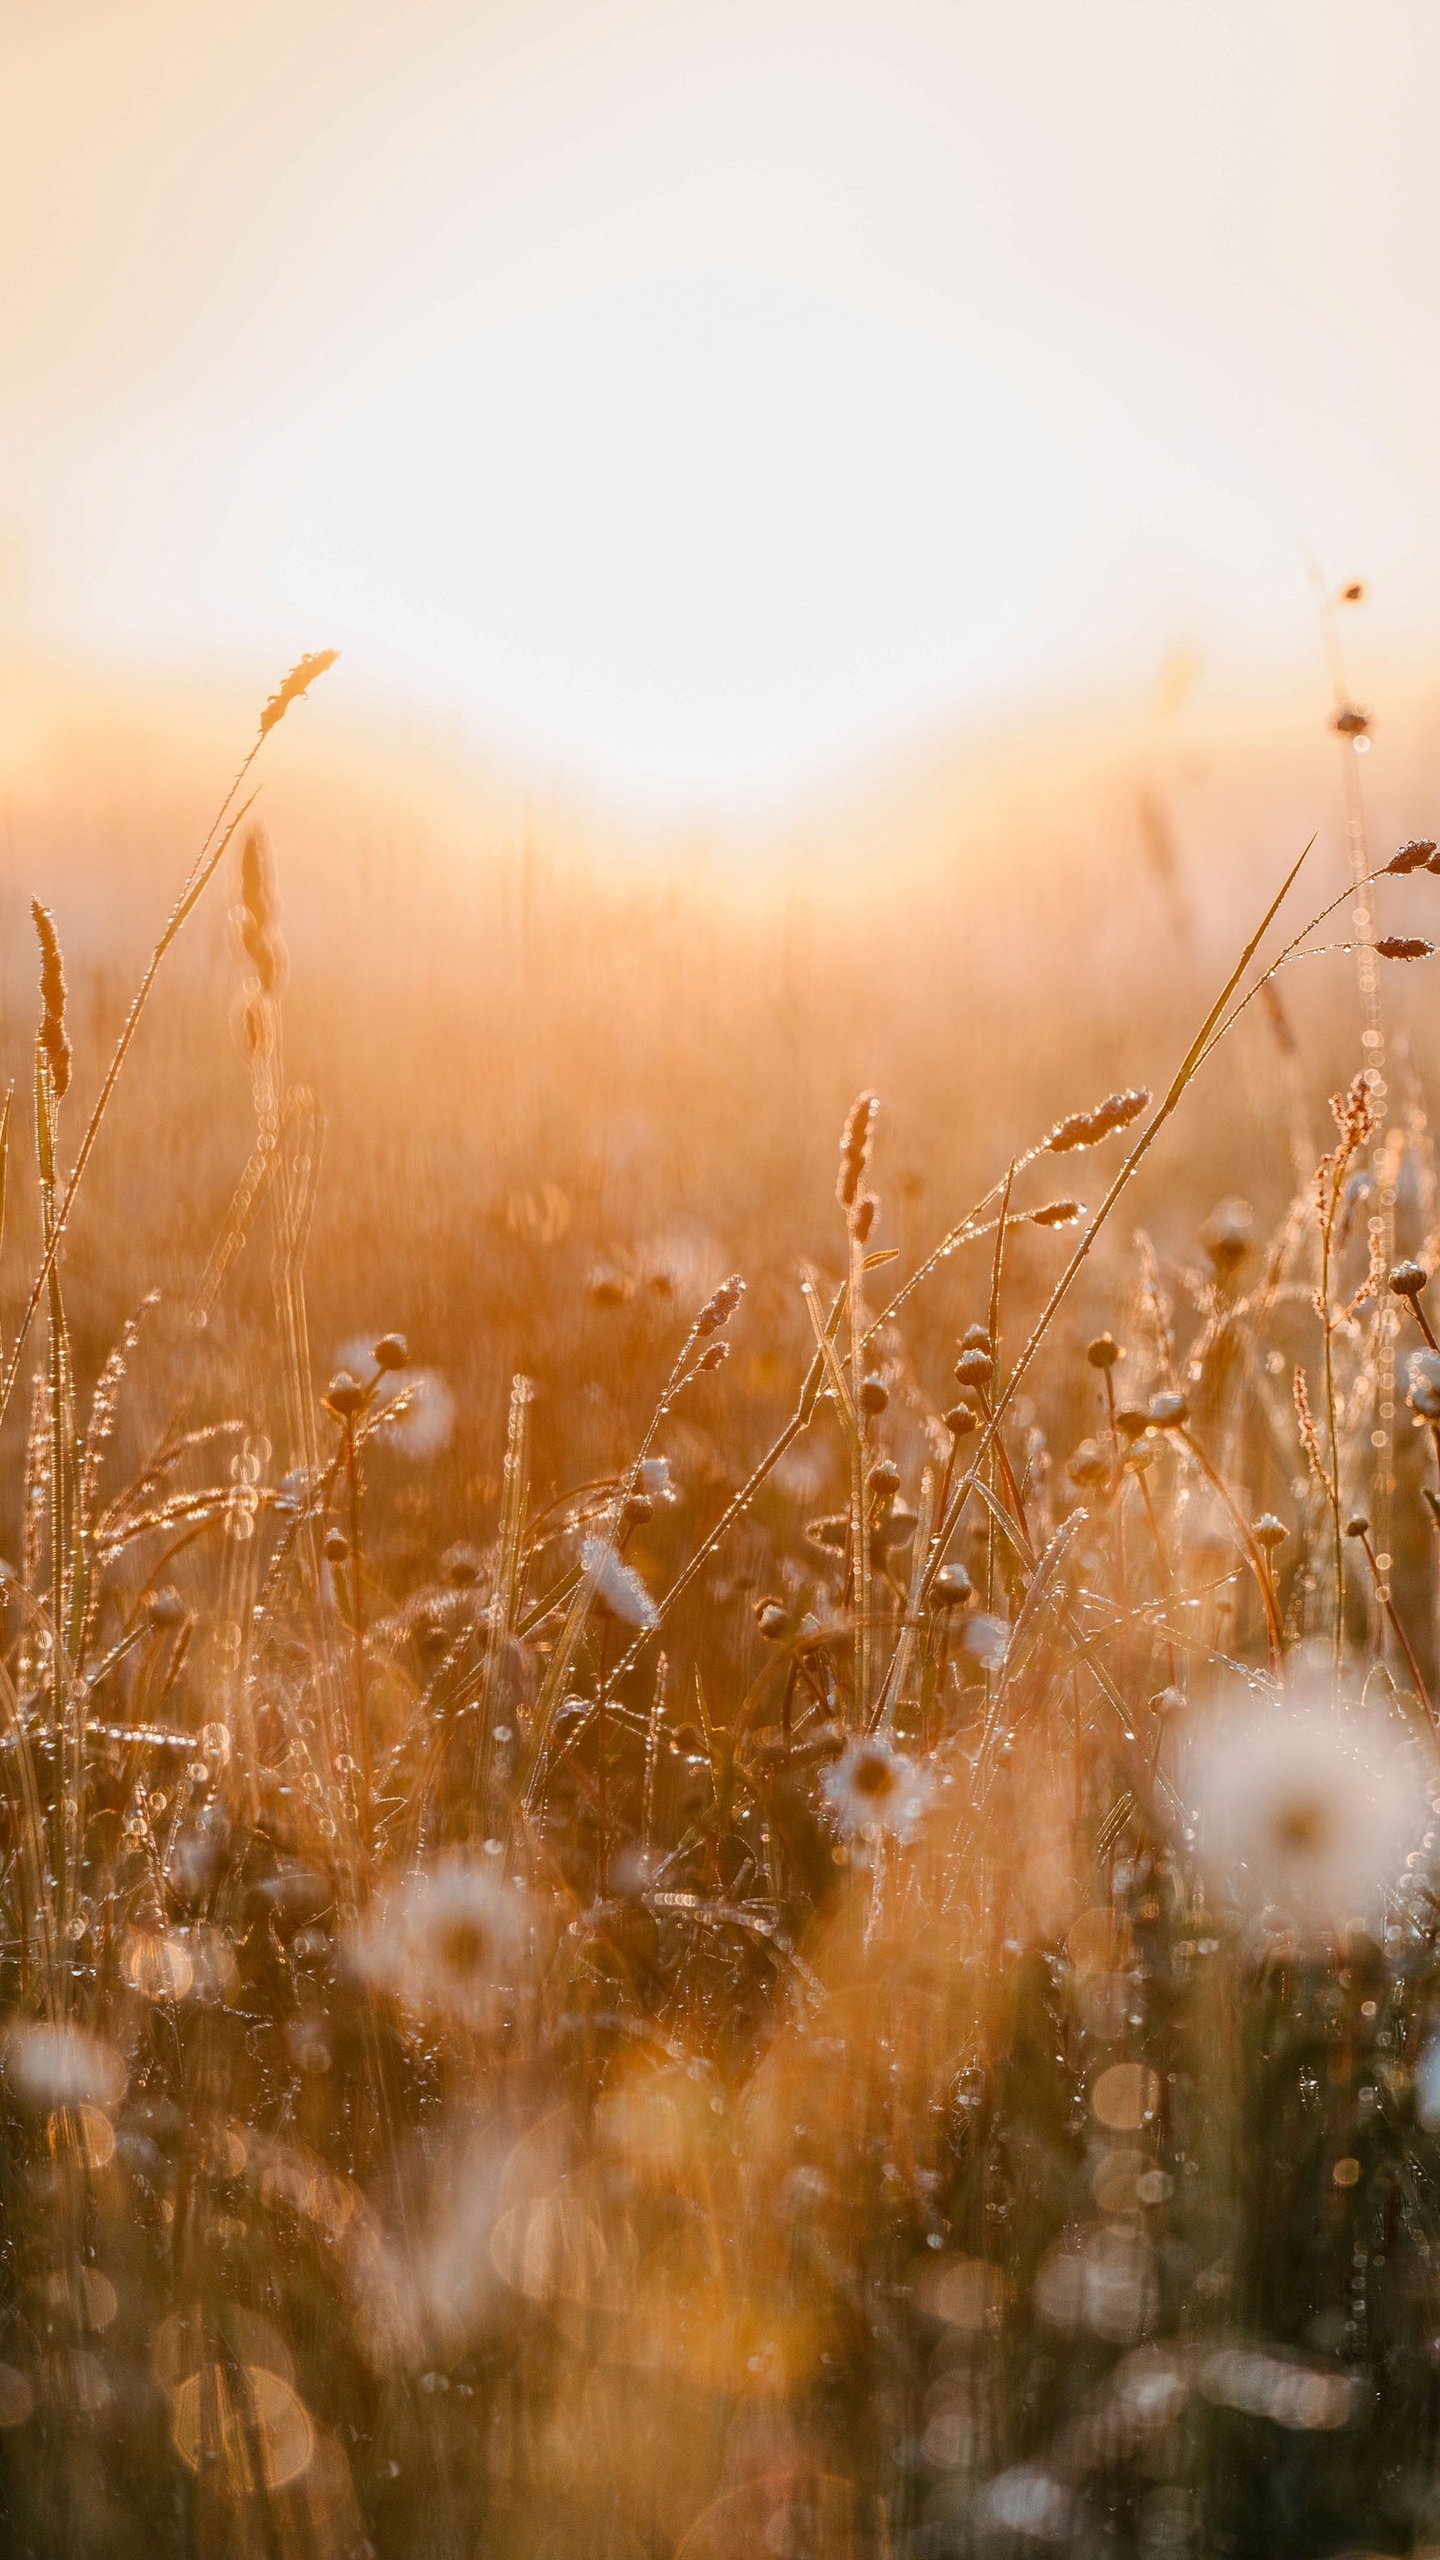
[4,2,1440,811]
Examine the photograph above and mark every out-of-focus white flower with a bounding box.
[5,2023,126,2111]
[1185,1687,1424,1936]
[377,1370,455,1459]
[637,1457,677,1504]
[350,1857,541,2031]
[581,1538,658,1630]
[822,1736,932,1841]
[337,1338,456,1459]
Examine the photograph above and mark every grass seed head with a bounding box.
[836,1091,879,1209]
[30,900,71,1100]
[257,647,339,737]
[695,1273,745,1336]
[1047,1088,1150,1152]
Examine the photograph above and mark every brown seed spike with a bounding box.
[1375,936,1434,961]
[31,900,71,1101]
[836,1092,878,1208]
[1386,839,1436,874]
[258,649,340,738]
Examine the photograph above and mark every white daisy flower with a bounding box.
[822,1736,932,1841]
[1184,1685,1425,1937]
[581,1537,658,1630]
[350,1857,540,2031]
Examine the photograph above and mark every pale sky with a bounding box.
[3,0,1439,812]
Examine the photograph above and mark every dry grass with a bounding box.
[1,652,1440,2556]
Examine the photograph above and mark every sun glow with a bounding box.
[4,0,1440,810]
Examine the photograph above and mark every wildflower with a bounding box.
[930,1561,973,1608]
[1068,1437,1112,1488]
[1186,1688,1424,1934]
[350,1856,540,2030]
[822,1736,931,1840]
[1201,1196,1255,1273]
[581,1536,658,1629]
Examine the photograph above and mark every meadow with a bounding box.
[2,642,1440,2557]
